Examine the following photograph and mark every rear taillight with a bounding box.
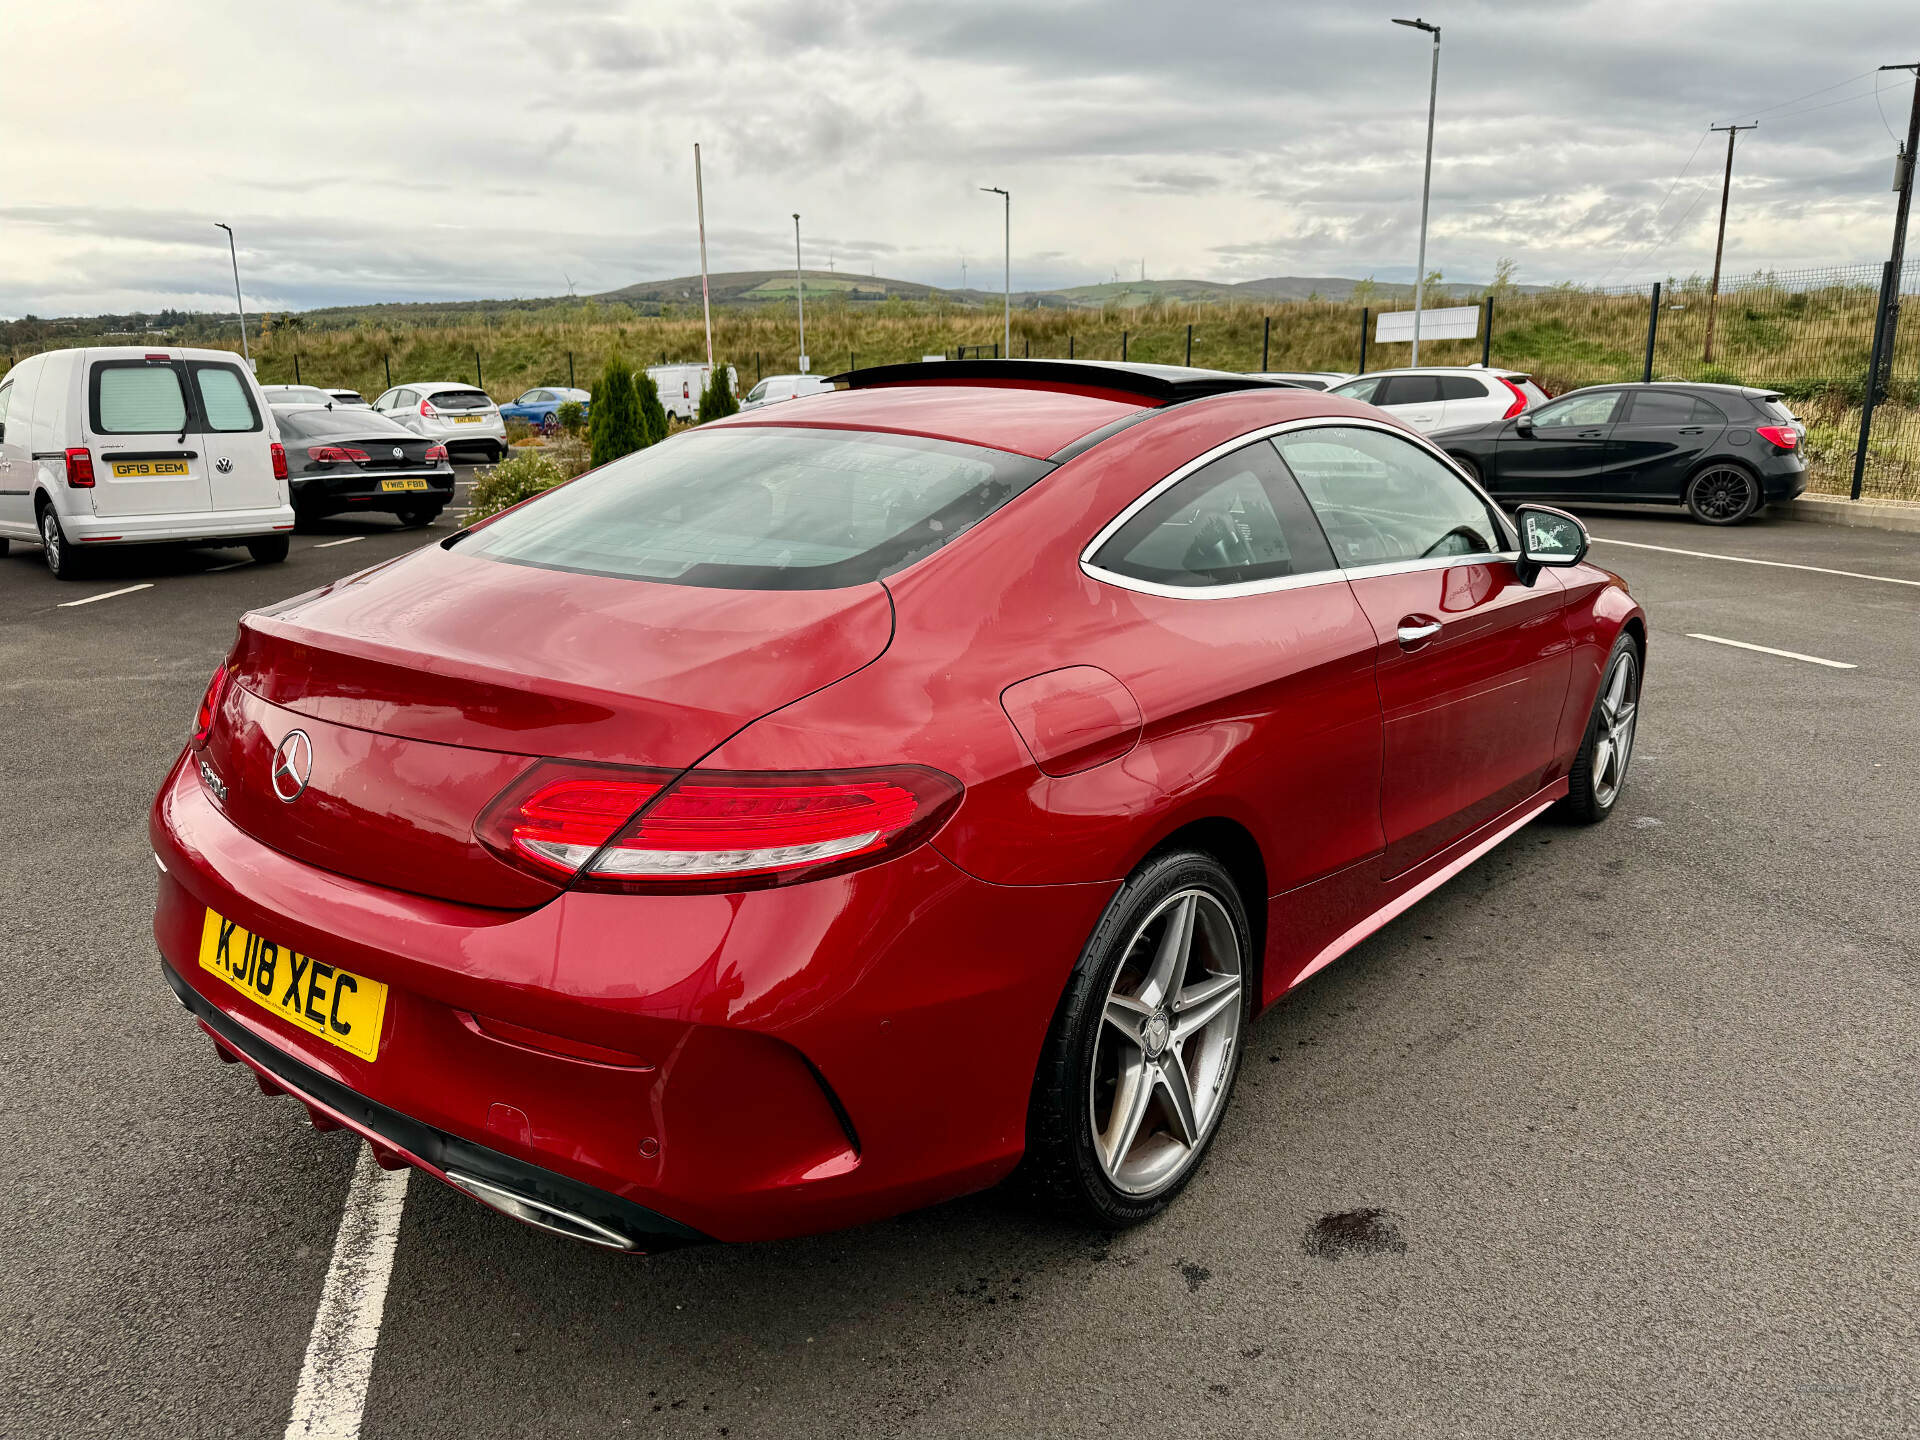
[1755,424,1798,450]
[191,663,228,749]
[420,400,439,419]
[1497,377,1529,419]
[64,447,95,488]
[476,763,963,893]
[424,444,449,463]
[309,446,371,465]
[270,442,288,480]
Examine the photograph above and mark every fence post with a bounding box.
[993,341,1000,359]
[1852,260,1896,501]
[293,353,301,385]
[1481,296,1493,368]
[383,355,391,389]
[1024,336,1030,358]
[475,349,483,389]
[850,350,856,370]
[1261,315,1270,371]
[1185,324,1192,364]
[1642,282,1662,383]
[1358,309,1369,374]
[1068,334,1074,359]
[568,351,575,388]
[1122,330,1129,361]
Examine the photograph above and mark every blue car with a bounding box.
[498,386,591,431]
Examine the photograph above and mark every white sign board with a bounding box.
[798,354,810,373]
[1375,305,1480,343]
[921,354,947,363]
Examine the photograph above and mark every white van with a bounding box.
[0,346,294,579]
[646,364,740,422]
[742,374,835,410]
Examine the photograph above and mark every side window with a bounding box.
[529,389,553,403]
[1532,392,1622,428]
[1332,375,1384,404]
[394,389,416,410]
[373,390,395,410]
[0,380,12,429]
[92,362,189,434]
[1273,425,1508,568]
[1436,375,1485,401]
[1692,397,1728,424]
[746,381,769,404]
[1625,391,1696,426]
[1092,442,1336,589]
[1378,375,1441,406]
[191,364,262,433]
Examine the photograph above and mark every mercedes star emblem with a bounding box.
[270,729,314,802]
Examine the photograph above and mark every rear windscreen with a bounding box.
[278,408,410,440]
[468,426,1052,590]
[93,363,188,434]
[430,389,492,410]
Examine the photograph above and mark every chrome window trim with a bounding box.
[1079,415,1520,602]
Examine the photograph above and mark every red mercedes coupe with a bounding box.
[151,361,1644,1250]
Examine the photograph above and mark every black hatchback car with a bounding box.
[1432,382,1807,525]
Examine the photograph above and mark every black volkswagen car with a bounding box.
[1431,382,1807,525]
[274,405,457,528]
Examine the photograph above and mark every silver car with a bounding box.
[370,382,507,462]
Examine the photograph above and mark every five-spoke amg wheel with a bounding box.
[1686,464,1759,525]
[1561,636,1640,822]
[1023,850,1251,1226]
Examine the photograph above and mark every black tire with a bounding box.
[1450,454,1483,485]
[38,502,86,581]
[395,504,441,529]
[245,535,290,564]
[492,443,509,463]
[1558,633,1641,824]
[1020,849,1253,1228]
[1685,463,1759,525]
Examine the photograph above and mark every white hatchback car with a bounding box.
[261,384,341,410]
[1328,367,1548,432]
[741,374,836,410]
[0,345,294,579]
[370,382,507,461]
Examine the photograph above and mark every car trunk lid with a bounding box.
[206,543,894,905]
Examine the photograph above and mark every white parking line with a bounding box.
[57,583,153,608]
[312,537,364,549]
[1686,633,1858,669]
[284,1148,409,1440]
[1591,536,1920,589]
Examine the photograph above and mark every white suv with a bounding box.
[370,382,506,461]
[0,346,294,579]
[1328,367,1548,432]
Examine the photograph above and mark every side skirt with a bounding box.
[1278,777,1568,998]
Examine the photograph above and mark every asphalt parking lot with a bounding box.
[2,484,1916,1439]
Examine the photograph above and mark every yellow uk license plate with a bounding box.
[453,416,482,424]
[111,459,190,478]
[197,909,388,1062]
[379,477,429,492]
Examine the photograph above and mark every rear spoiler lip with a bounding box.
[829,358,1304,406]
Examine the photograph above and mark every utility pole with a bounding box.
[981,186,1010,359]
[694,144,713,370]
[1703,122,1758,363]
[1870,63,1920,402]
[1392,17,1441,365]
[792,213,806,373]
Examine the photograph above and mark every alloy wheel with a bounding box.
[1089,889,1244,1197]
[40,509,61,573]
[1592,648,1639,808]
[1690,467,1756,522]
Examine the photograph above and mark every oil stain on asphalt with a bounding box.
[1303,1208,1409,1261]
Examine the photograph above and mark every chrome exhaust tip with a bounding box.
[445,1170,638,1251]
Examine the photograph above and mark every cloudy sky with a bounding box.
[3,0,1913,316]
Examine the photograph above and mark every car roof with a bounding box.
[1343,365,1531,379]
[1561,381,1778,399]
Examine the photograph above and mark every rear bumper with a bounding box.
[149,751,1114,1244]
[292,470,455,513]
[69,503,296,546]
[424,418,504,444]
[1760,458,1808,503]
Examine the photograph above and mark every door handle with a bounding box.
[1396,617,1442,647]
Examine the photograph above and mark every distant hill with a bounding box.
[596,269,946,306]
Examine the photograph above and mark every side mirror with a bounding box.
[1513,412,1535,434]
[1514,504,1588,585]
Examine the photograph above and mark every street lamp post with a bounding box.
[792,213,807,373]
[213,222,250,365]
[1392,17,1441,366]
[980,186,1009,358]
